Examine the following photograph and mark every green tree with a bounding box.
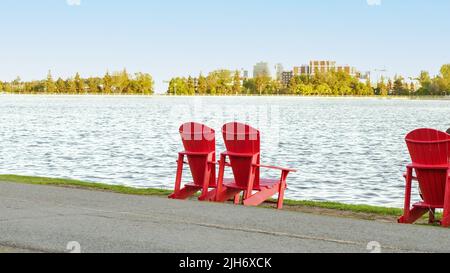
[439,64,450,92]
[74,73,84,94]
[243,78,256,94]
[197,74,208,95]
[393,76,407,95]
[315,83,332,96]
[103,72,112,94]
[187,76,196,95]
[377,77,388,96]
[387,79,393,95]
[56,78,66,93]
[207,70,232,95]
[409,82,416,93]
[168,78,188,95]
[4,83,12,93]
[267,80,282,95]
[134,73,154,95]
[254,76,271,95]
[67,78,77,94]
[88,77,100,93]
[210,86,217,95]
[45,70,57,93]
[337,84,353,96]
[295,83,314,95]
[12,77,22,93]
[432,76,446,95]
[232,70,242,95]
[114,69,130,94]
[417,71,431,95]
[289,76,310,95]
[288,77,299,95]
[167,79,175,95]
[365,78,373,95]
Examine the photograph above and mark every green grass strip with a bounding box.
[0,175,172,196]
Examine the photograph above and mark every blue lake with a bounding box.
[1,94,450,207]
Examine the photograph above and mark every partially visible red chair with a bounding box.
[398,128,450,227]
[169,122,217,201]
[215,122,296,209]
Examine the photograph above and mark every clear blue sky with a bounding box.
[1,0,449,93]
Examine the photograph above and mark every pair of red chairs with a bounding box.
[168,122,296,209]
[399,128,450,227]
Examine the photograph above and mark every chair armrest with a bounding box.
[405,163,449,181]
[407,163,450,170]
[221,151,260,158]
[179,160,216,165]
[254,164,297,173]
[179,151,212,156]
[178,151,215,165]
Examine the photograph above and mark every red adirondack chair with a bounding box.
[215,122,296,209]
[398,128,450,227]
[169,122,217,201]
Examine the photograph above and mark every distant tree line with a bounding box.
[167,64,450,97]
[167,70,372,96]
[0,70,154,95]
[414,64,450,96]
[286,72,373,96]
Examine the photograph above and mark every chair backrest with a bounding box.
[222,122,261,189]
[180,122,216,187]
[406,128,450,206]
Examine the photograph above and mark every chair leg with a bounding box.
[169,154,185,199]
[443,215,450,228]
[429,209,436,224]
[199,159,211,201]
[215,154,226,202]
[243,186,279,207]
[198,189,217,202]
[244,162,257,200]
[399,167,414,224]
[399,207,429,224]
[442,173,450,228]
[277,171,289,210]
[169,186,201,200]
[234,193,241,205]
[216,188,242,203]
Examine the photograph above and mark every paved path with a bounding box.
[0,181,449,253]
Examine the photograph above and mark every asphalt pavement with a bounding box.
[1,181,449,253]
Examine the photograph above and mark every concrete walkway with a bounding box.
[0,181,449,253]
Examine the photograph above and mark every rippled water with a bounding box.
[1,94,450,207]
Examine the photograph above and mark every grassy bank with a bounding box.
[0,175,405,220]
[0,175,172,196]
[281,199,403,216]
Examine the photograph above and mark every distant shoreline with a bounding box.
[1,92,449,100]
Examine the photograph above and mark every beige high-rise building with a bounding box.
[293,60,357,77]
[293,65,311,76]
[309,60,336,74]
